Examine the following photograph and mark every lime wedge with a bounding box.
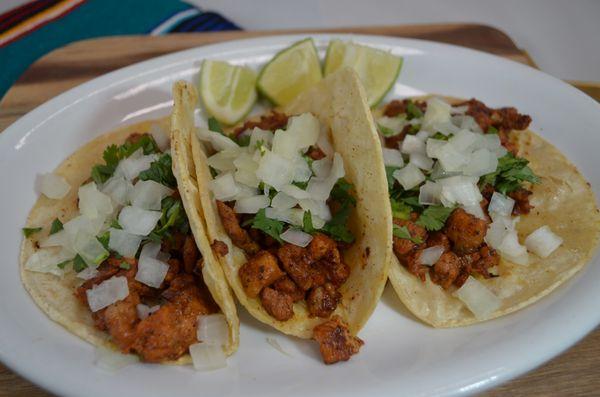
[324,40,402,107]
[199,60,257,125]
[257,38,322,106]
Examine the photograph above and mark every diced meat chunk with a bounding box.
[233,110,288,136]
[273,276,304,302]
[260,287,294,321]
[313,316,364,364]
[429,252,461,290]
[307,146,326,160]
[211,239,229,256]
[309,234,350,286]
[98,291,141,352]
[307,283,341,318]
[239,250,285,298]
[402,250,428,281]
[444,208,488,254]
[392,217,428,259]
[509,188,533,215]
[163,258,181,285]
[427,232,451,252]
[277,243,314,291]
[216,200,259,254]
[182,235,198,273]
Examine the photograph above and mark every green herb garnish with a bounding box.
[416,205,455,231]
[56,259,71,270]
[378,123,398,137]
[97,231,110,250]
[480,152,540,194]
[406,101,423,119]
[73,254,88,272]
[431,132,451,141]
[22,227,42,238]
[393,224,423,243]
[250,208,284,243]
[236,134,251,147]
[208,117,224,133]
[49,218,63,235]
[138,153,177,188]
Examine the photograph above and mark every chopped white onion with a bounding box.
[196,127,239,152]
[149,123,170,151]
[131,180,173,211]
[285,113,320,151]
[462,148,498,177]
[136,303,160,320]
[409,152,434,171]
[393,164,425,190]
[422,97,451,132]
[265,207,305,227]
[377,115,407,135]
[312,157,332,178]
[455,276,502,319]
[39,230,70,249]
[256,151,295,190]
[101,175,133,206]
[281,228,314,247]
[525,226,563,258]
[415,130,431,141]
[420,246,445,266]
[135,256,169,288]
[77,266,99,280]
[436,142,468,172]
[234,194,270,214]
[291,155,313,182]
[208,149,239,173]
[140,242,161,259]
[249,127,273,149]
[197,314,229,346]
[118,206,162,236]
[459,115,483,133]
[79,182,113,219]
[233,152,260,188]
[25,247,72,276]
[488,192,515,217]
[316,125,334,157]
[438,176,482,207]
[435,121,461,136]
[115,149,159,181]
[63,214,105,243]
[189,343,227,371]
[419,181,441,205]
[426,138,447,158]
[306,152,345,201]
[86,276,129,312]
[299,199,332,221]
[430,161,460,181]
[400,135,426,154]
[36,173,71,199]
[108,228,142,258]
[449,129,479,152]
[486,216,529,265]
[382,148,404,167]
[233,183,259,200]
[462,204,486,220]
[209,172,241,201]
[73,233,109,266]
[271,192,298,210]
[281,184,311,200]
[451,105,468,114]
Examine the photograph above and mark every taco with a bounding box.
[373,96,600,327]
[20,117,239,367]
[171,68,392,364]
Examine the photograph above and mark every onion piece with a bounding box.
[462,148,498,177]
[140,242,161,259]
[136,304,160,320]
[436,142,468,172]
[271,192,298,210]
[234,153,261,188]
[281,228,313,247]
[118,206,162,236]
[316,125,334,157]
[422,97,451,132]
[131,180,173,211]
[281,184,311,200]
[382,148,404,167]
[449,129,479,152]
[426,138,446,158]
[285,113,320,151]
[462,204,486,220]
[488,192,515,217]
[63,214,105,244]
[234,194,270,214]
[312,157,332,178]
[418,181,441,205]
[196,127,239,151]
[115,149,159,181]
[291,155,312,183]
[525,226,563,258]
[78,182,113,219]
[94,346,138,372]
[135,256,169,288]
[77,266,100,280]
[393,164,425,190]
[265,207,305,227]
[455,276,502,319]
[149,123,170,151]
[209,172,241,201]
[86,276,129,312]
[377,115,407,135]
[73,234,109,266]
[108,228,142,258]
[197,313,229,346]
[256,151,295,190]
[400,135,426,155]
[249,127,273,149]
[208,149,239,173]
[438,176,482,207]
[409,152,434,171]
[189,343,227,371]
[306,152,345,201]
[25,247,72,276]
[36,173,71,199]
[415,130,431,141]
[420,246,445,266]
[299,199,332,221]
[101,175,133,206]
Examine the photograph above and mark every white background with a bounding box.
[2,0,599,82]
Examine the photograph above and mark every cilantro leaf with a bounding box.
[236,134,251,147]
[302,211,315,234]
[385,166,401,191]
[208,117,224,133]
[378,123,398,137]
[119,261,131,270]
[138,153,177,188]
[250,208,284,243]
[322,204,354,243]
[49,218,63,235]
[73,254,88,272]
[22,227,42,238]
[56,259,71,270]
[393,224,423,244]
[416,205,455,231]
[110,219,122,229]
[97,231,110,250]
[151,196,190,239]
[390,198,412,220]
[330,178,356,206]
[406,101,423,119]
[431,132,451,141]
[480,153,540,194]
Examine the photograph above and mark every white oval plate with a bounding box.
[1,34,599,397]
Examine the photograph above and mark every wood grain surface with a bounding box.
[0,24,598,397]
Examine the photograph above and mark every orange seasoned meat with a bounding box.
[429,251,461,290]
[313,316,364,364]
[97,290,141,352]
[427,232,451,252]
[309,234,350,286]
[163,258,180,285]
[307,283,341,318]
[509,188,533,215]
[277,243,315,291]
[211,239,229,256]
[402,249,429,281]
[239,250,285,298]
[444,208,488,254]
[307,146,326,160]
[233,110,289,136]
[392,217,428,259]
[273,276,304,302]
[260,287,294,321]
[216,200,260,254]
[383,99,427,117]
[182,235,199,273]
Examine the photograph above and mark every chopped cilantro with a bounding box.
[416,205,455,231]
[487,126,499,134]
[22,227,42,238]
[480,153,540,194]
[49,218,63,235]
[119,262,131,270]
[322,204,354,243]
[393,224,423,244]
[390,198,412,220]
[97,231,110,250]
[151,196,190,239]
[208,117,224,133]
[56,259,71,270]
[236,134,251,147]
[138,153,177,188]
[292,181,308,190]
[73,254,87,272]
[378,123,398,137]
[407,124,421,135]
[431,132,451,141]
[330,178,356,206]
[250,208,284,243]
[110,219,122,229]
[406,101,423,119]
[385,166,401,190]
[302,211,315,234]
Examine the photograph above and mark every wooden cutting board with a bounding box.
[1,24,598,397]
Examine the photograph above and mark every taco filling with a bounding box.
[377,97,565,319]
[23,130,230,365]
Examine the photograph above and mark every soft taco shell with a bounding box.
[174,68,392,338]
[20,118,239,362]
[385,103,600,327]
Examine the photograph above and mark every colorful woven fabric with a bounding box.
[0,0,240,99]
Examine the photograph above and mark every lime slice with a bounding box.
[199,60,257,125]
[257,38,322,106]
[324,40,402,107]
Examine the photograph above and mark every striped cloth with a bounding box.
[0,0,240,99]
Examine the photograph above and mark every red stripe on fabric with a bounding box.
[0,0,57,32]
[0,0,84,47]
